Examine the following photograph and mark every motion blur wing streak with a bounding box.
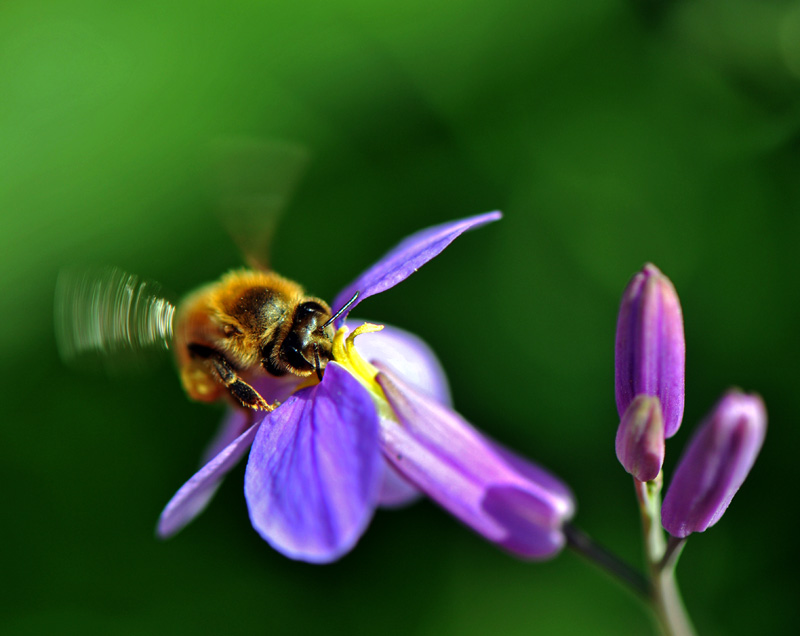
[211,138,309,271]
[54,267,175,371]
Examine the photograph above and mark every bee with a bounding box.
[55,139,356,413]
[173,269,355,411]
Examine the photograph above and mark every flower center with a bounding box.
[330,323,398,421]
[331,323,383,389]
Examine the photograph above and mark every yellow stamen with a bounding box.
[331,323,384,394]
[332,323,398,421]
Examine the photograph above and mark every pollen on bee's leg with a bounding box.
[180,366,221,402]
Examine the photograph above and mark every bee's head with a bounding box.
[279,300,335,379]
[278,291,360,380]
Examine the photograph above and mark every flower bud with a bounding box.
[615,263,685,438]
[661,390,766,538]
[616,395,665,482]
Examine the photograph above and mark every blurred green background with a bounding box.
[2,0,799,634]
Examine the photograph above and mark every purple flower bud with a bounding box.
[616,395,665,482]
[661,391,767,538]
[615,263,685,438]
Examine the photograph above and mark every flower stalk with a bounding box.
[563,479,695,636]
[563,523,649,599]
[634,476,695,636]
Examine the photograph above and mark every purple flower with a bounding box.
[158,212,576,563]
[615,263,685,438]
[615,395,665,482]
[661,390,767,538]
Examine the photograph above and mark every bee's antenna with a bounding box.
[313,343,323,381]
[321,291,359,330]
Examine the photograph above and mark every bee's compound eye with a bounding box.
[296,301,325,318]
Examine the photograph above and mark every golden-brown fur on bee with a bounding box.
[174,269,334,411]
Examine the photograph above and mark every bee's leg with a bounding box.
[188,344,279,413]
[211,357,278,412]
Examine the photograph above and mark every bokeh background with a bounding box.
[2,1,799,634]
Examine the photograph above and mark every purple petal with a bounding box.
[201,408,251,465]
[661,390,766,538]
[157,423,261,538]
[202,376,303,463]
[615,263,685,437]
[375,365,575,560]
[615,395,665,482]
[346,319,452,406]
[346,320,451,505]
[244,363,382,563]
[377,457,422,508]
[332,211,502,323]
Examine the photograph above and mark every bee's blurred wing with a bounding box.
[211,138,309,271]
[55,267,175,372]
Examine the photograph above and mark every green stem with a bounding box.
[634,477,695,636]
[564,523,649,599]
[659,535,687,572]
